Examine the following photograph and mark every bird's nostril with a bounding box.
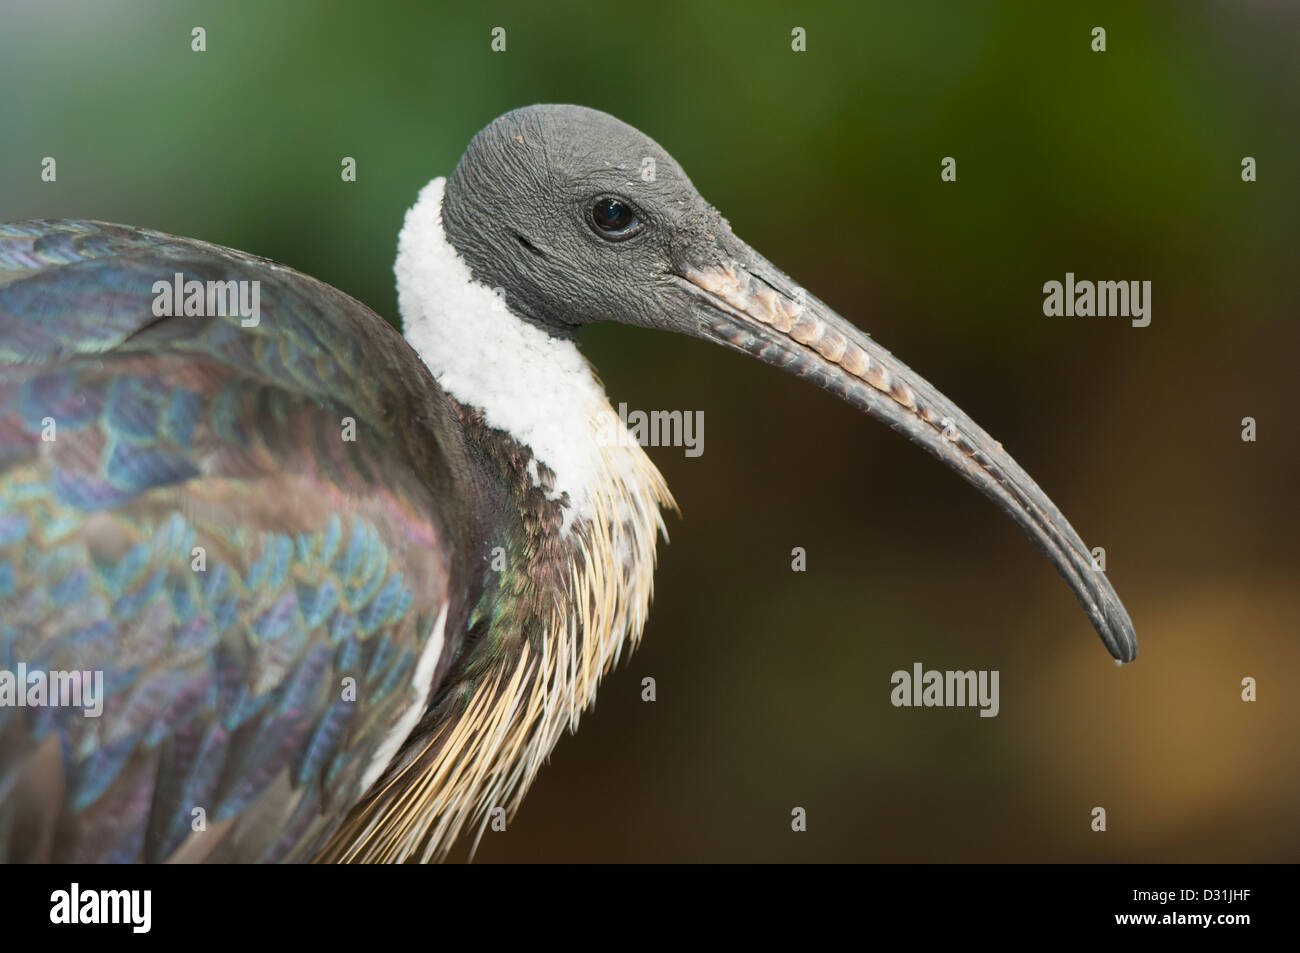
[513,232,546,257]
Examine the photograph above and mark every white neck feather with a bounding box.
[394,177,657,535]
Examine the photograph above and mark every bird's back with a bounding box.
[0,220,491,861]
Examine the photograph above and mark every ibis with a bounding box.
[0,104,1136,863]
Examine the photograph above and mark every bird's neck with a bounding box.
[363,177,676,859]
[398,177,660,535]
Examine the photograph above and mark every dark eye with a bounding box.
[588,196,642,239]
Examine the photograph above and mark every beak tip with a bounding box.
[1100,604,1138,664]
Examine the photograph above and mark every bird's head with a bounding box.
[436,103,1137,663]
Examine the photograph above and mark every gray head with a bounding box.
[442,104,738,339]
[439,104,1137,663]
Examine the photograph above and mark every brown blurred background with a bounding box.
[1,0,1297,861]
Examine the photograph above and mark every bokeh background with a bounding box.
[1,0,1296,862]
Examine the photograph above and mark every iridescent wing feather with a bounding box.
[0,221,486,861]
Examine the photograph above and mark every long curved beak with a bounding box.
[672,244,1137,663]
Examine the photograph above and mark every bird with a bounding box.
[0,104,1136,863]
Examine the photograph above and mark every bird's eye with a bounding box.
[588,196,642,240]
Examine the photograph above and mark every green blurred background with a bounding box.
[2,0,1297,862]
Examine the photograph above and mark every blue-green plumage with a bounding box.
[0,219,501,862]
